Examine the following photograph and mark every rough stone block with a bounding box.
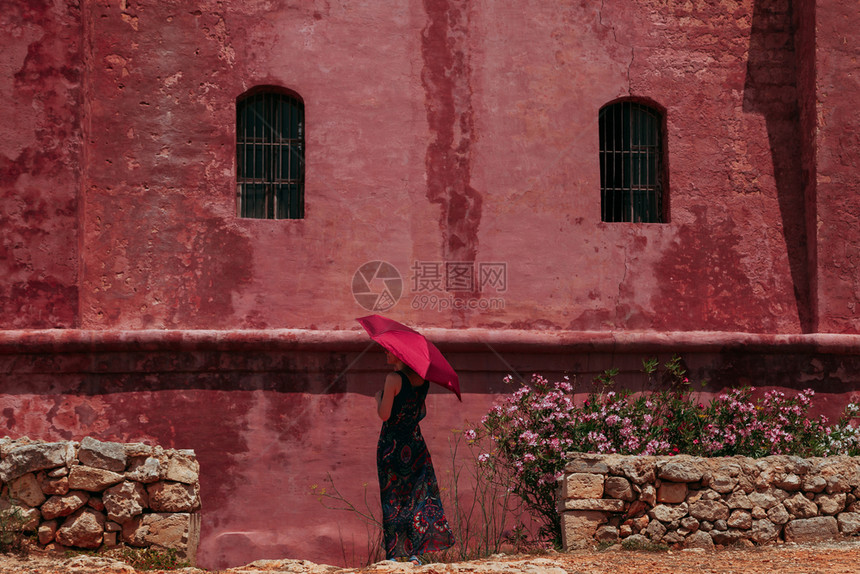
[38,520,58,545]
[105,521,122,532]
[815,492,846,515]
[650,503,688,523]
[689,500,729,522]
[639,484,656,505]
[644,518,666,540]
[784,492,818,519]
[3,506,40,531]
[37,471,70,496]
[604,476,634,501]
[802,475,827,493]
[617,457,656,485]
[55,508,105,549]
[562,473,604,500]
[685,530,714,550]
[41,491,90,520]
[727,510,752,530]
[561,498,624,512]
[565,454,609,475]
[79,437,128,473]
[0,443,70,483]
[657,481,687,503]
[47,467,68,479]
[68,466,124,492]
[726,491,753,509]
[784,516,839,543]
[10,472,47,507]
[708,474,738,493]
[837,512,860,535]
[594,525,618,542]
[766,503,790,525]
[750,519,781,544]
[104,481,148,524]
[710,529,745,545]
[659,459,704,483]
[126,457,164,483]
[165,453,199,485]
[775,473,801,491]
[123,443,155,458]
[561,511,606,549]
[147,481,200,512]
[748,491,779,510]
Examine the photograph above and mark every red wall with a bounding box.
[811,0,860,333]
[3,330,860,569]
[0,1,81,328]
[2,0,860,570]
[62,0,853,333]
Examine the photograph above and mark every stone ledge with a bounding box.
[2,329,860,355]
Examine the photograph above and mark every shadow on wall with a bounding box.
[743,0,812,333]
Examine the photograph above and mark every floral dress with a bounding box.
[377,372,455,559]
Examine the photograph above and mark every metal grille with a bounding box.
[237,91,305,219]
[599,101,663,223]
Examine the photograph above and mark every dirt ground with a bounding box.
[2,540,860,574]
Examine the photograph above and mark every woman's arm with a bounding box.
[376,372,402,421]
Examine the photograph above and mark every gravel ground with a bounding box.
[3,540,860,574]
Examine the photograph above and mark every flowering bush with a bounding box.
[472,356,860,546]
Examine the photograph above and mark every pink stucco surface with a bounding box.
[2,0,859,570]
[3,329,860,569]
[58,0,854,334]
[811,0,860,333]
[0,1,80,328]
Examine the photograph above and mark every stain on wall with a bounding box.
[0,1,81,328]
[421,0,483,287]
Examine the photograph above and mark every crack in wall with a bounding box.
[628,46,635,95]
[598,0,635,95]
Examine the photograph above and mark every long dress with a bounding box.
[377,371,455,559]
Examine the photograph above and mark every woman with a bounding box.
[375,350,455,564]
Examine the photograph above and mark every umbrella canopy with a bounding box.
[357,314,461,401]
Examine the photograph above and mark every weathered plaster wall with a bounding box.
[474,0,811,333]
[66,0,848,333]
[2,330,860,569]
[0,1,81,328]
[2,0,855,332]
[2,0,859,569]
[810,0,860,333]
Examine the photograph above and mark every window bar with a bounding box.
[238,101,242,217]
[603,107,607,222]
[288,99,293,218]
[249,96,255,217]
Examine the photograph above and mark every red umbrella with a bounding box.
[357,314,461,401]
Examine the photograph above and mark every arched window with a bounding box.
[236,88,304,219]
[599,100,665,223]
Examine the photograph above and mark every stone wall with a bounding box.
[0,437,200,564]
[559,453,860,550]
